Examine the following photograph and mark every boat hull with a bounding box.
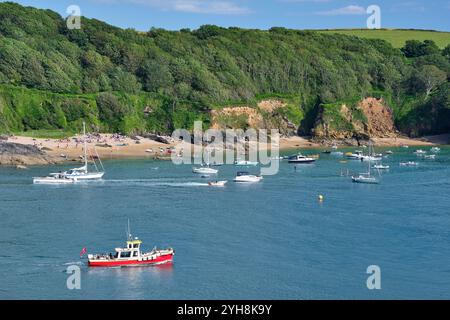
[233,176,263,183]
[288,159,316,163]
[33,177,74,184]
[234,161,258,166]
[352,177,379,184]
[63,172,105,180]
[192,168,218,174]
[88,253,174,267]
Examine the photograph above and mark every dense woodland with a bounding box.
[0,2,449,137]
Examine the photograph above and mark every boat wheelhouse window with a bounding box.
[133,244,139,248]
[120,251,131,258]
[128,244,132,249]
[133,251,138,257]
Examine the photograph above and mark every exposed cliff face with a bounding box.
[359,97,397,137]
[0,142,57,165]
[312,97,398,144]
[210,100,298,136]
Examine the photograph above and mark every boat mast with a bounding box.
[83,121,88,172]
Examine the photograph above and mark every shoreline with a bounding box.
[1,133,449,166]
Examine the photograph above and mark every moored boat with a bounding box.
[192,167,218,174]
[431,147,441,153]
[400,161,419,166]
[234,160,259,166]
[351,142,380,184]
[352,174,379,184]
[346,150,364,160]
[288,154,316,164]
[233,171,263,183]
[373,164,390,170]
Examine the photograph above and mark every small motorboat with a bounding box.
[208,180,228,187]
[361,155,383,162]
[288,154,316,164]
[385,150,394,155]
[400,161,419,166]
[234,160,259,166]
[346,151,364,160]
[233,172,263,183]
[87,223,174,267]
[431,147,441,153]
[33,174,76,184]
[414,149,426,155]
[192,167,218,174]
[424,154,436,160]
[373,164,390,170]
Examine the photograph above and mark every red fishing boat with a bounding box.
[86,222,174,267]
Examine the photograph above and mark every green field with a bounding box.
[319,29,450,48]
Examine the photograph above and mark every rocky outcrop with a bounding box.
[143,133,171,144]
[359,97,397,137]
[210,99,298,136]
[312,97,398,145]
[0,142,57,165]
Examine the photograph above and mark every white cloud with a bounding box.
[316,5,366,15]
[93,0,251,15]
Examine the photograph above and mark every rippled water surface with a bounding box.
[1,147,450,299]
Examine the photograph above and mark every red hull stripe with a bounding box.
[88,254,173,267]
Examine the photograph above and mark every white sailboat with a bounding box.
[52,122,105,180]
[352,142,380,184]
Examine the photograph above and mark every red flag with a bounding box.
[80,247,87,257]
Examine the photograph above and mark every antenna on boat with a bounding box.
[126,219,132,241]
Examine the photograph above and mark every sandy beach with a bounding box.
[5,134,174,163]
[1,133,448,166]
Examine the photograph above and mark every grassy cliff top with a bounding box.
[318,29,450,48]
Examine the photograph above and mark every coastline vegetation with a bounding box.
[0,2,449,138]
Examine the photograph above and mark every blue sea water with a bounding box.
[1,147,450,299]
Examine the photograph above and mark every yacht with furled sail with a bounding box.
[34,122,104,184]
[86,221,174,267]
[352,142,380,184]
[54,122,105,180]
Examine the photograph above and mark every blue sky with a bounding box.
[4,0,450,31]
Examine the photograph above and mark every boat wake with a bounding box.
[104,179,210,187]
